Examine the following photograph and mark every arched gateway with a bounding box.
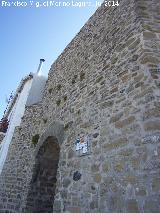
[24,121,64,213]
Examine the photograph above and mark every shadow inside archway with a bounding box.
[25,136,60,213]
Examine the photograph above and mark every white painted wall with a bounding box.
[26,73,47,106]
[0,78,33,173]
[0,71,47,174]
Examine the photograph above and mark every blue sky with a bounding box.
[0,0,103,119]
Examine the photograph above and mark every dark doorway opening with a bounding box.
[25,136,60,213]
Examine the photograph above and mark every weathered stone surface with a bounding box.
[102,162,109,173]
[93,173,102,183]
[53,200,61,212]
[63,178,71,188]
[143,31,157,40]
[144,199,159,213]
[103,137,128,151]
[68,149,74,159]
[144,120,160,131]
[91,164,100,173]
[0,0,160,213]
[152,177,160,192]
[66,207,80,213]
[109,112,123,123]
[114,162,125,172]
[0,133,5,144]
[127,199,139,213]
[141,55,160,64]
[135,187,146,196]
[143,107,160,120]
[115,116,135,128]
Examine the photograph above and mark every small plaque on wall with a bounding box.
[75,135,91,156]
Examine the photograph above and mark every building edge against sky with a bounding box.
[0,59,47,173]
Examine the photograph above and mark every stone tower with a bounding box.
[0,0,160,212]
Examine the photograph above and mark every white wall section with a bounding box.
[26,73,47,106]
[0,78,33,173]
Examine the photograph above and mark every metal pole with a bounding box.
[37,59,45,74]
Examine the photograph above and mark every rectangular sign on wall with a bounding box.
[75,135,91,156]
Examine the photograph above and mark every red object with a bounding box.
[0,118,9,133]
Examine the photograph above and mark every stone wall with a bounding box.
[0,0,160,213]
[0,104,43,212]
[0,133,5,144]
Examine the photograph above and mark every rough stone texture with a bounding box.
[0,0,160,213]
[25,137,60,213]
[0,133,5,144]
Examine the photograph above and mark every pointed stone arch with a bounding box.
[34,120,64,157]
